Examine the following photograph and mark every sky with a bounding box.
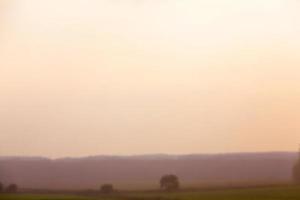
[1,0,300,158]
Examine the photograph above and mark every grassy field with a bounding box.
[1,185,300,200]
[0,194,90,200]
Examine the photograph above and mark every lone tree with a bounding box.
[160,174,179,191]
[0,182,3,193]
[293,146,300,184]
[100,184,114,194]
[6,184,18,193]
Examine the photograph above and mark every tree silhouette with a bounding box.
[160,174,179,191]
[293,162,300,183]
[100,184,114,194]
[6,184,18,193]
[293,148,300,184]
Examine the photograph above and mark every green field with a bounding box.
[1,186,300,200]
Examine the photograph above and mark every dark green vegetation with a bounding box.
[2,185,300,200]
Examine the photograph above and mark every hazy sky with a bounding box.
[1,0,300,158]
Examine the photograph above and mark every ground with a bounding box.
[1,185,300,200]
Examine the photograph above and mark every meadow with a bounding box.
[1,185,300,200]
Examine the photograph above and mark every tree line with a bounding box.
[0,174,179,194]
[99,174,179,194]
[0,183,18,193]
[293,150,300,184]
[1,155,300,194]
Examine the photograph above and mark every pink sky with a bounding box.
[1,0,300,158]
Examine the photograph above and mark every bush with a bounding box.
[160,174,180,191]
[100,184,114,194]
[0,182,3,192]
[6,184,18,193]
[293,161,300,184]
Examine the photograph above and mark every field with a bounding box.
[1,185,300,200]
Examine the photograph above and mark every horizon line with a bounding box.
[0,151,298,160]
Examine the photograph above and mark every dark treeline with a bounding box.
[0,152,297,190]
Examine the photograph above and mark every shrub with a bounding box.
[6,184,18,193]
[100,184,114,194]
[293,161,300,184]
[0,182,3,192]
[160,174,179,191]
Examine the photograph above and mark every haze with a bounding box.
[1,0,300,158]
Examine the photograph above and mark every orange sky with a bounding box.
[1,0,300,158]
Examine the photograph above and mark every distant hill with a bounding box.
[0,152,297,190]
